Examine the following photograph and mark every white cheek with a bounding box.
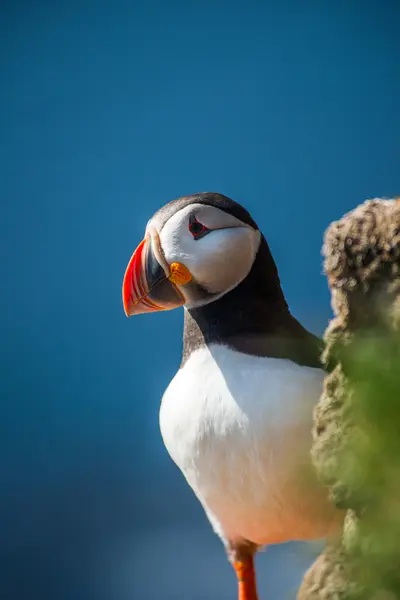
[191,228,260,293]
[161,227,197,264]
[161,224,260,295]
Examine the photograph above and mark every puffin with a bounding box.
[122,192,341,600]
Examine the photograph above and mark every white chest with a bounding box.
[159,344,326,545]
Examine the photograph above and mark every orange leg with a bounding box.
[231,548,259,600]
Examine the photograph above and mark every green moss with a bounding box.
[299,198,400,600]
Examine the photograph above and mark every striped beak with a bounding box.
[122,236,186,317]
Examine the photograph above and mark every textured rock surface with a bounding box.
[298,198,400,600]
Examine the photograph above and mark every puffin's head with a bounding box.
[122,192,262,316]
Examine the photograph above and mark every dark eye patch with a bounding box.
[188,214,210,240]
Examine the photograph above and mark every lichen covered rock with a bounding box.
[298,198,400,599]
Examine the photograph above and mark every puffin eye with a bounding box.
[188,215,209,239]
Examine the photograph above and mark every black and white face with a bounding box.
[122,199,261,316]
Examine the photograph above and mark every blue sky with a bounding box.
[1,1,399,598]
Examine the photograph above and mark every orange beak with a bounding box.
[122,237,186,317]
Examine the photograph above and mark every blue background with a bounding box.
[1,1,399,598]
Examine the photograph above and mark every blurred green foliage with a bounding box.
[299,198,400,600]
[341,331,400,598]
